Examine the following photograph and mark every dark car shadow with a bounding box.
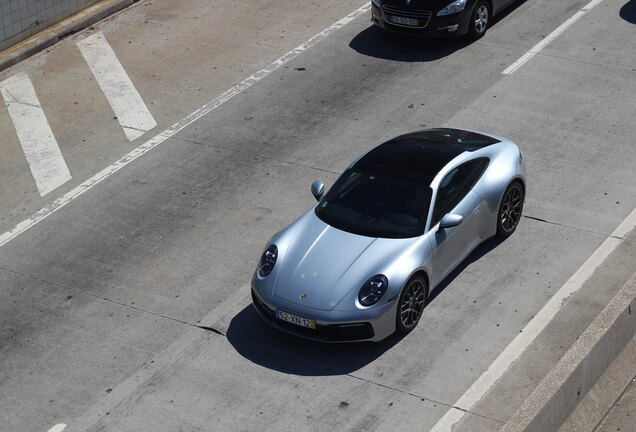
[349,25,472,62]
[428,235,506,304]
[349,0,527,62]
[620,0,636,23]
[489,0,529,27]
[226,305,405,376]
[226,236,506,376]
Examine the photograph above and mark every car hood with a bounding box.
[381,0,450,12]
[273,212,411,311]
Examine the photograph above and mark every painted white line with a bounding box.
[502,0,605,75]
[430,207,636,432]
[0,72,72,197]
[47,424,67,432]
[78,32,157,141]
[0,3,371,249]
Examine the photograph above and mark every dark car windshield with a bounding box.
[315,164,433,239]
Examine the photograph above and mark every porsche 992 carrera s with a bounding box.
[252,128,526,342]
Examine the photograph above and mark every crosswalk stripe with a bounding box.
[77,32,157,141]
[0,3,371,248]
[0,72,72,197]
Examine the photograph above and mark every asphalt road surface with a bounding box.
[0,0,635,431]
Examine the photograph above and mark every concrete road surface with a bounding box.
[0,0,635,431]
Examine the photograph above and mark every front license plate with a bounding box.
[276,309,316,329]
[389,15,419,26]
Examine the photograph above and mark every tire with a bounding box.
[468,1,491,39]
[396,275,429,334]
[496,181,524,237]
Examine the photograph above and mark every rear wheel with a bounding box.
[497,181,524,237]
[468,1,490,39]
[396,275,428,334]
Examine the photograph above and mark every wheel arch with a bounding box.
[501,176,526,206]
[406,269,430,294]
[495,177,525,237]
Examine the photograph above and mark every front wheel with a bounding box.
[468,1,491,39]
[396,275,428,334]
[497,181,524,237]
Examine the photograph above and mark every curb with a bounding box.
[0,0,136,73]
[501,270,636,432]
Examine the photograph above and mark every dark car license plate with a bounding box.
[389,15,419,26]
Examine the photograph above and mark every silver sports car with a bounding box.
[251,128,526,342]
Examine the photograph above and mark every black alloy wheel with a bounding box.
[468,1,490,39]
[497,181,524,237]
[396,275,428,333]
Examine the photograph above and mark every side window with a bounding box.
[431,158,489,226]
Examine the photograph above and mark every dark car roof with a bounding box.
[353,128,499,184]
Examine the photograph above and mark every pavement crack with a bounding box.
[195,325,225,336]
[474,41,516,52]
[592,372,636,431]
[0,265,196,328]
[523,215,621,239]
[167,134,340,175]
[122,125,150,133]
[0,261,517,427]
[535,51,636,73]
[225,329,504,424]
[345,372,505,425]
[3,88,42,109]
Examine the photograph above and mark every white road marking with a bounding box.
[0,3,371,249]
[77,32,157,141]
[0,72,72,197]
[502,0,605,75]
[430,206,636,432]
[47,424,67,432]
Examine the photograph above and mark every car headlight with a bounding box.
[372,0,381,7]
[358,275,389,307]
[258,245,278,277]
[437,0,467,16]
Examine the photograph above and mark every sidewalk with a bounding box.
[596,364,636,432]
[560,335,636,432]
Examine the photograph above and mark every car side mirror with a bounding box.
[311,181,324,201]
[438,214,463,230]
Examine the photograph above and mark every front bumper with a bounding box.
[251,285,397,343]
[371,3,472,37]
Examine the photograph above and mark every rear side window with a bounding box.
[431,158,489,227]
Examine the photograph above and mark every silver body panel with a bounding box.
[252,129,526,342]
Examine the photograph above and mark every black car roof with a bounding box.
[354,128,499,182]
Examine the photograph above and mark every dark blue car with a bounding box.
[371,0,517,38]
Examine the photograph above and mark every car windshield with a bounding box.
[315,164,432,239]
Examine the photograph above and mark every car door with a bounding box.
[429,158,489,286]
